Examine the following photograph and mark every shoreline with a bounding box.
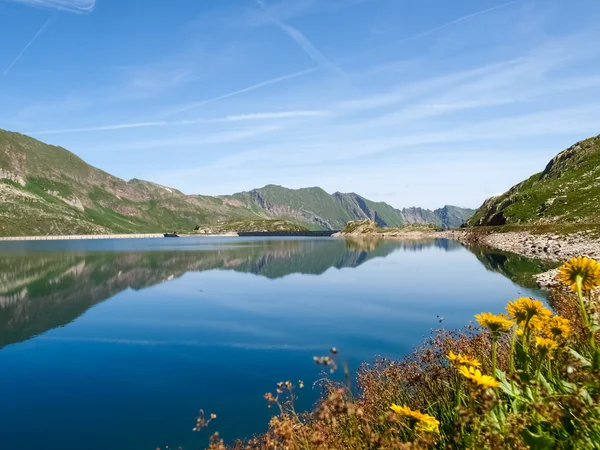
[439,229,600,262]
[3,229,599,265]
[338,227,600,262]
[0,233,238,241]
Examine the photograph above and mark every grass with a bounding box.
[341,220,441,234]
[189,219,309,234]
[470,135,600,227]
[195,257,600,450]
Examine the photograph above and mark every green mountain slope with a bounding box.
[0,129,474,235]
[469,135,600,226]
[229,188,474,230]
[0,129,265,235]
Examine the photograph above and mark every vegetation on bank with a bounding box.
[456,222,600,239]
[340,219,441,235]
[191,219,309,234]
[197,257,600,449]
[469,135,600,227]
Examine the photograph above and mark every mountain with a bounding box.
[0,129,474,235]
[229,187,475,230]
[469,134,600,227]
[0,129,261,236]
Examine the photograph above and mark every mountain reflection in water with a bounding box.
[0,237,465,349]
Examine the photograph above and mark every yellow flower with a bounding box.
[390,404,440,434]
[475,312,514,335]
[558,257,600,292]
[447,351,481,368]
[506,298,551,325]
[458,365,500,388]
[538,315,572,340]
[535,336,558,352]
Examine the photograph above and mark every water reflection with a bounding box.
[0,237,547,351]
[0,237,553,449]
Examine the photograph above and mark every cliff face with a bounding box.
[230,187,475,230]
[469,135,600,227]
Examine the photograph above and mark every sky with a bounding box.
[1,0,600,209]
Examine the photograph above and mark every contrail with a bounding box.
[4,15,55,75]
[253,0,347,78]
[175,67,316,114]
[29,110,328,135]
[396,1,520,44]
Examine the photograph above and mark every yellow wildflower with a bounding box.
[447,351,481,368]
[558,256,600,292]
[458,365,500,388]
[390,404,440,434]
[535,336,558,353]
[475,312,514,335]
[539,315,572,340]
[506,298,551,325]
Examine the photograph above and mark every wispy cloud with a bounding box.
[6,0,95,13]
[96,126,283,152]
[174,67,316,114]
[215,110,327,122]
[28,110,326,135]
[395,0,520,44]
[253,0,347,78]
[4,14,54,75]
[29,121,169,135]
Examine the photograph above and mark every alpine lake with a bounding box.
[0,236,552,449]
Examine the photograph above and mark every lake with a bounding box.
[0,236,550,450]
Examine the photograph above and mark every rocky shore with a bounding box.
[441,229,600,291]
[442,229,600,262]
[337,220,600,290]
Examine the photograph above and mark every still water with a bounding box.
[0,237,550,449]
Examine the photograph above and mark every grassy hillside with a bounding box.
[231,187,474,230]
[230,185,353,230]
[469,134,600,227]
[0,129,474,235]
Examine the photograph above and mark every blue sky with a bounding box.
[1,0,600,209]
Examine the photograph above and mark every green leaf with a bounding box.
[496,370,522,398]
[569,349,592,368]
[522,429,555,450]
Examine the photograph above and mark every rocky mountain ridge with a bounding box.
[0,128,474,236]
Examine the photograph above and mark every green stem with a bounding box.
[509,327,517,374]
[576,279,596,352]
[576,278,590,328]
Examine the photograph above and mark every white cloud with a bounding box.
[91,126,282,152]
[3,0,95,74]
[28,110,327,135]
[6,0,95,13]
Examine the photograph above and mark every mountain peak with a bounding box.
[0,129,475,236]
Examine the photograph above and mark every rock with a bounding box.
[0,169,26,186]
[536,269,560,289]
